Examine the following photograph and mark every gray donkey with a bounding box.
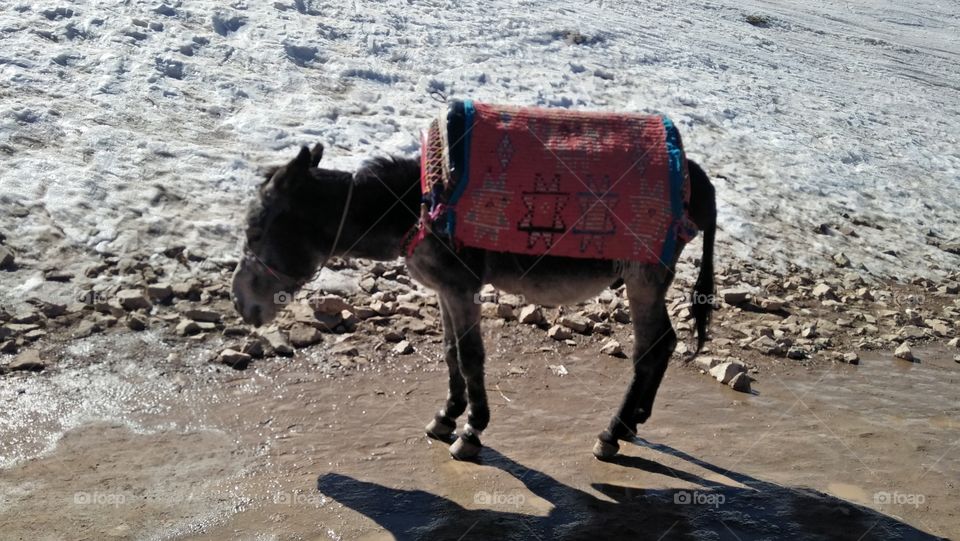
[232,143,716,461]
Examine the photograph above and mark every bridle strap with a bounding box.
[327,178,354,260]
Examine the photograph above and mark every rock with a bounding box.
[0,340,17,354]
[0,246,15,270]
[146,283,173,303]
[759,297,785,312]
[311,295,353,316]
[833,253,851,268]
[223,325,249,337]
[33,301,66,318]
[44,269,73,282]
[709,361,746,384]
[392,340,413,355]
[217,349,251,370]
[332,343,359,357]
[126,313,147,331]
[261,330,294,356]
[786,346,807,360]
[948,337,959,348]
[600,339,624,357]
[899,326,927,339]
[184,308,221,323]
[117,289,152,311]
[383,329,404,343]
[355,306,378,319]
[720,288,750,304]
[750,335,784,356]
[518,305,543,325]
[693,356,720,371]
[339,310,359,331]
[894,342,915,362]
[74,320,101,338]
[592,322,612,335]
[728,372,752,393]
[288,323,322,347]
[547,325,572,341]
[242,339,265,358]
[172,281,201,300]
[842,352,860,364]
[496,304,516,321]
[612,309,631,324]
[175,319,201,336]
[359,276,377,293]
[926,320,952,337]
[370,300,394,316]
[812,283,835,300]
[10,349,45,372]
[548,364,568,377]
[559,314,592,334]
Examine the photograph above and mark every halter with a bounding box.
[245,176,355,289]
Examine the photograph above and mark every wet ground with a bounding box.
[0,329,957,540]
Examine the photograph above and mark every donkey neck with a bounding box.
[323,156,421,261]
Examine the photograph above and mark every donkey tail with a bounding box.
[687,159,717,354]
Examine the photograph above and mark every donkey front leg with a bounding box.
[439,293,488,460]
[594,285,676,460]
[425,299,467,440]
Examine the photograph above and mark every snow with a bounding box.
[0,0,958,301]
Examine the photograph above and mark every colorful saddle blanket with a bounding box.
[413,100,698,263]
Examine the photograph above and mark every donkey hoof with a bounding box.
[425,418,456,439]
[450,435,482,460]
[593,439,620,460]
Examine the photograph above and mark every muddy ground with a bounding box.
[0,259,958,539]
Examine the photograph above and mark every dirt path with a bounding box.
[1,332,956,540]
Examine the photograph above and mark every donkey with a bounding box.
[232,143,716,461]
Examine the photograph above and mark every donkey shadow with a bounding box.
[317,439,945,541]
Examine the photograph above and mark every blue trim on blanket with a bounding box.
[660,115,684,263]
[446,99,475,237]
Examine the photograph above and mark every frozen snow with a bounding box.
[0,0,958,301]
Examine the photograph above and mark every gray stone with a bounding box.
[812,283,835,300]
[728,372,752,393]
[184,308,221,323]
[289,323,322,347]
[833,253,851,267]
[126,313,148,331]
[518,305,543,325]
[894,342,915,362]
[74,320,100,338]
[600,340,624,357]
[0,340,17,354]
[612,309,631,324]
[693,356,720,371]
[261,330,294,356]
[559,315,592,334]
[392,340,413,355]
[171,281,201,300]
[332,343,359,357]
[547,325,572,341]
[496,304,516,321]
[217,348,251,370]
[709,361,747,384]
[10,349,45,372]
[312,295,353,316]
[0,246,15,270]
[146,283,173,303]
[117,289,152,311]
[176,319,201,336]
[720,288,750,304]
[842,352,860,364]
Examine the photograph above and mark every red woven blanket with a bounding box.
[415,101,697,264]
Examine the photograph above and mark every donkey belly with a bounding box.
[484,252,619,307]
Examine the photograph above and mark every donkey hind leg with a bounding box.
[425,299,467,440]
[594,281,677,460]
[439,293,488,460]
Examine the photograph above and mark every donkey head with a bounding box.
[232,143,333,326]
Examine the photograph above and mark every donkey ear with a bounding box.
[293,145,312,169]
[310,143,324,167]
